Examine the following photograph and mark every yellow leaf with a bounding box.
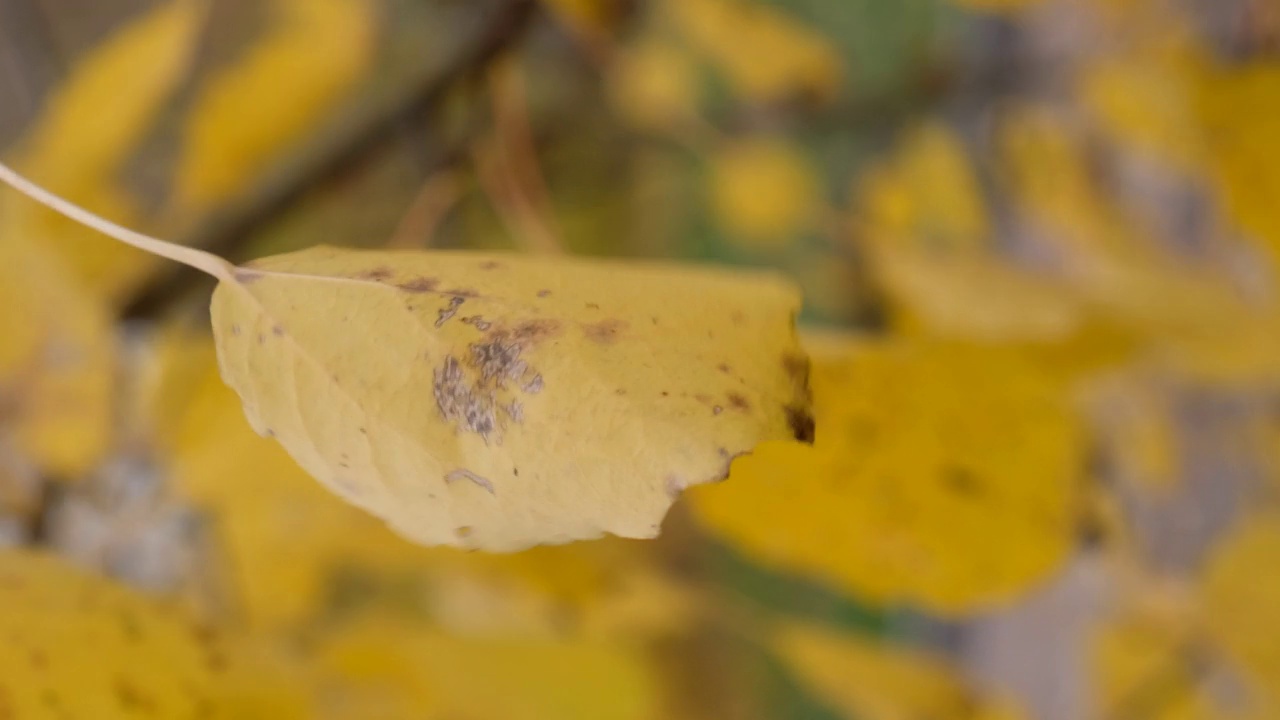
[1202,514,1280,699]
[687,334,1083,614]
[314,617,659,720]
[777,622,1029,720]
[610,40,699,130]
[0,227,114,477]
[0,550,306,719]
[710,138,820,250]
[9,0,201,303]
[174,0,375,211]
[855,121,1084,341]
[671,0,842,103]
[209,247,812,551]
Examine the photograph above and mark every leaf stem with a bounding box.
[0,161,235,282]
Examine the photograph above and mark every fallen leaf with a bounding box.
[776,621,1029,720]
[687,333,1083,614]
[0,549,307,719]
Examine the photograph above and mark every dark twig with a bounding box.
[123,0,539,318]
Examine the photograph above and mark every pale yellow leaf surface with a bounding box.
[776,622,1029,720]
[175,0,375,211]
[671,0,842,103]
[0,550,306,720]
[313,617,659,720]
[1202,514,1280,699]
[686,334,1083,614]
[710,138,820,250]
[210,246,812,551]
[0,226,113,477]
[7,0,200,303]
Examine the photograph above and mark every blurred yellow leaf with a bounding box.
[211,247,812,551]
[671,0,842,103]
[0,228,114,477]
[314,617,659,720]
[1202,514,1280,700]
[949,0,1044,12]
[687,335,1083,614]
[777,622,1028,720]
[0,549,306,719]
[175,0,376,211]
[610,41,699,130]
[710,138,820,250]
[8,0,201,303]
[1196,63,1280,265]
[856,122,1084,341]
[1081,371,1180,491]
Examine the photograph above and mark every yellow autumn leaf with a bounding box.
[174,0,375,211]
[0,549,307,720]
[855,121,1085,341]
[671,0,842,103]
[313,616,659,720]
[610,40,699,130]
[0,224,114,477]
[710,137,821,250]
[208,246,811,551]
[687,334,1083,614]
[777,622,1029,720]
[7,0,200,303]
[1202,514,1280,699]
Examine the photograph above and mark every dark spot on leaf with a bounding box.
[447,288,479,297]
[694,393,712,404]
[264,428,275,438]
[712,405,723,415]
[356,267,394,281]
[661,391,669,397]
[513,467,520,477]
[730,310,746,325]
[272,324,284,336]
[717,363,731,373]
[113,677,153,712]
[119,610,143,643]
[537,289,552,298]
[585,302,601,310]
[727,393,750,411]
[479,260,503,270]
[359,427,367,434]
[234,269,263,284]
[462,316,492,331]
[783,353,810,384]
[786,405,816,443]
[944,466,981,497]
[231,325,241,337]
[257,333,265,345]
[583,319,628,343]
[615,388,626,396]
[398,277,439,293]
[436,296,465,327]
[29,649,47,669]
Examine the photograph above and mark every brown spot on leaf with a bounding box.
[446,468,496,495]
[479,260,503,270]
[783,353,811,385]
[537,289,552,298]
[113,677,154,712]
[357,267,394,281]
[272,324,284,336]
[398,277,440,293]
[730,310,746,325]
[231,324,241,337]
[447,288,479,297]
[786,405,816,443]
[585,302,601,310]
[462,316,492,331]
[436,296,465,327]
[727,392,750,411]
[433,321,558,440]
[694,393,713,405]
[257,333,266,345]
[234,269,263,284]
[583,319,628,344]
[434,356,497,438]
[944,466,981,497]
[717,363,731,373]
[29,649,47,669]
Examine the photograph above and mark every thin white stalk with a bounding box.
[0,161,235,282]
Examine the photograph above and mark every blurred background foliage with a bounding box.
[1,0,1280,717]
